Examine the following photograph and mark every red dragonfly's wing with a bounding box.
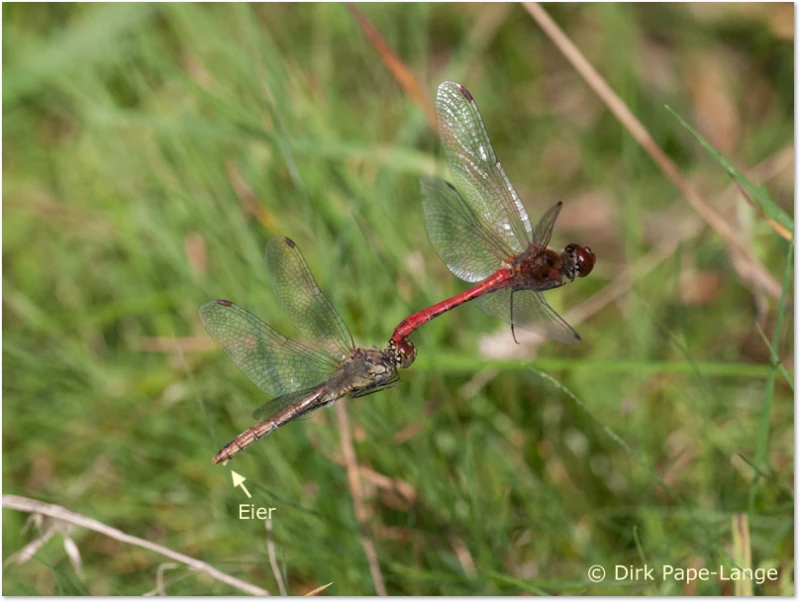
[436,81,532,256]
[529,201,563,255]
[265,237,354,363]
[474,288,580,344]
[421,176,511,282]
[199,300,336,399]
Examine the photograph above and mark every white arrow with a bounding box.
[231,471,252,498]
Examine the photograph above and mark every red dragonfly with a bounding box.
[200,237,416,464]
[392,81,596,344]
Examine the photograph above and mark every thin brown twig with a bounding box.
[265,517,287,596]
[334,401,387,595]
[345,3,436,128]
[2,495,270,596]
[732,513,754,596]
[450,535,477,577]
[393,420,423,445]
[154,562,179,596]
[458,367,500,399]
[224,159,277,231]
[523,2,783,301]
[766,218,792,242]
[335,456,417,505]
[304,582,334,596]
[393,399,437,444]
[143,565,192,596]
[305,430,417,503]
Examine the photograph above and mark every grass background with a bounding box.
[3,3,794,595]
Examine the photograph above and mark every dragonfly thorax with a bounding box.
[513,249,569,291]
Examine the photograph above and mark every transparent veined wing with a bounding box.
[199,300,336,399]
[474,288,580,344]
[251,385,328,421]
[529,202,563,255]
[421,176,512,282]
[436,81,532,255]
[265,237,354,362]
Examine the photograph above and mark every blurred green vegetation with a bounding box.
[3,3,793,595]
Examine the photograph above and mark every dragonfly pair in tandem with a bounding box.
[200,81,596,463]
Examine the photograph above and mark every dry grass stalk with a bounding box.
[2,494,269,596]
[334,400,388,595]
[346,3,436,128]
[265,516,288,596]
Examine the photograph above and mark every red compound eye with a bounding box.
[565,244,596,277]
[575,246,595,277]
[394,339,417,369]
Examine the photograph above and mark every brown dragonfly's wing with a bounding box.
[265,237,354,363]
[436,81,532,255]
[474,288,580,344]
[421,176,512,283]
[199,300,334,399]
[251,385,329,421]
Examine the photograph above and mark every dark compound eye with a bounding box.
[564,244,596,277]
[393,339,417,369]
[575,246,596,277]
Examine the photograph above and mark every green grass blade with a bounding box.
[749,236,793,511]
[755,323,793,391]
[666,106,793,235]
[531,369,681,502]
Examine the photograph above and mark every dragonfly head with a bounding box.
[563,244,596,278]
[388,338,417,369]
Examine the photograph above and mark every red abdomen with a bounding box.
[391,269,512,342]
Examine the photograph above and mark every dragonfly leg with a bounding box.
[510,289,520,345]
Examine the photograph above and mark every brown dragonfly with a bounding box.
[200,237,416,464]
